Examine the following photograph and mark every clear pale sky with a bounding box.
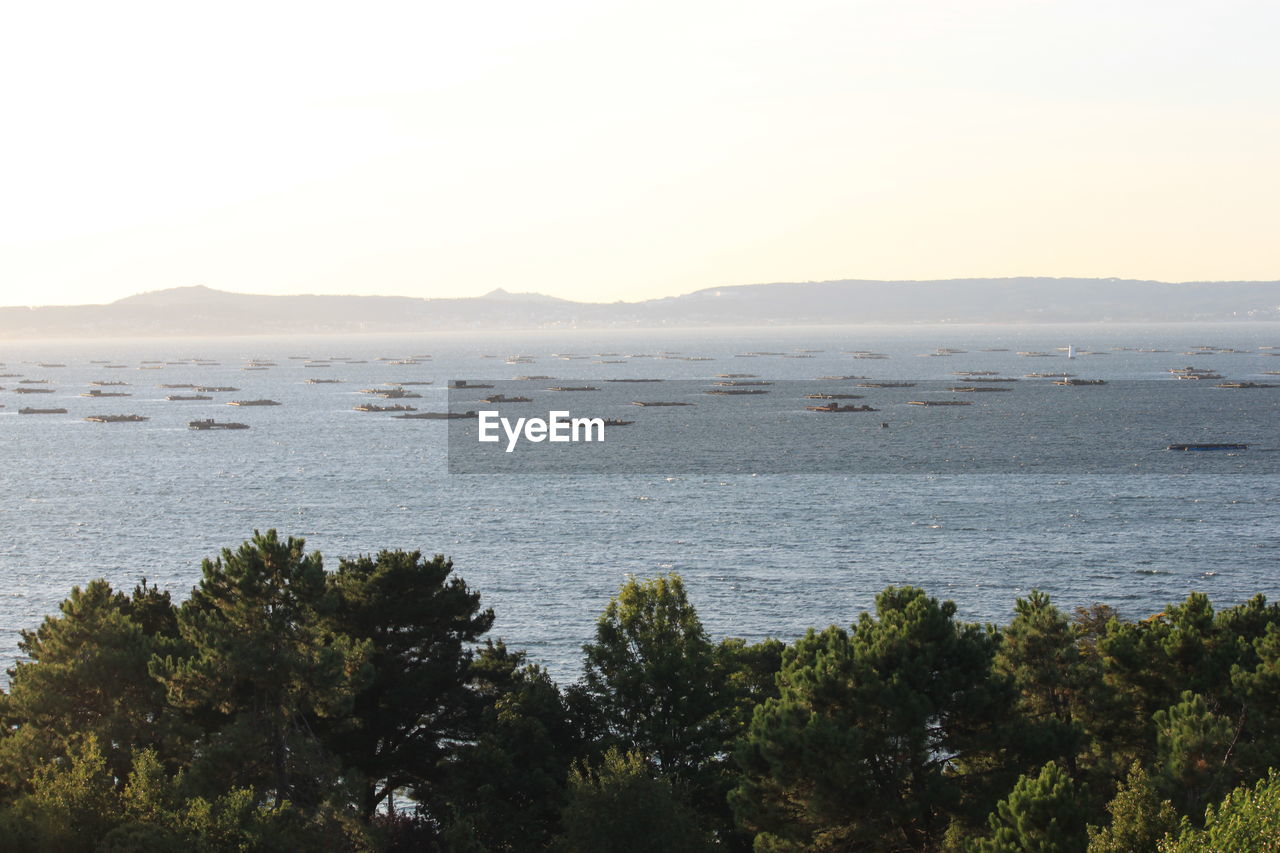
[2,0,1278,307]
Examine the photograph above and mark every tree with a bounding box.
[971,761,1087,853]
[1086,762,1178,853]
[995,591,1098,780]
[553,748,711,853]
[321,548,494,821]
[1152,691,1235,818]
[150,530,370,805]
[582,574,730,783]
[438,640,581,852]
[1159,769,1280,851]
[732,586,1009,852]
[0,580,186,791]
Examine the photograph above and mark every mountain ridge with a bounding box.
[3,278,1278,337]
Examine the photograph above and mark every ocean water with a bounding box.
[2,323,1278,683]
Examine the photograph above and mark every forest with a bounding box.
[1,529,1278,851]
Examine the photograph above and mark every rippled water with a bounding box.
[2,323,1278,682]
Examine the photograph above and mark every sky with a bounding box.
[2,0,1278,307]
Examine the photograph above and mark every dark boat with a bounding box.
[1166,443,1248,451]
[19,407,68,414]
[393,411,479,419]
[189,419,249,430]
[805,403,879,412]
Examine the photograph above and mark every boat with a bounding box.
[805,403,879,413]
[19,407,67,414]
[89,380,130,387]
[857,382,915,388]
[195,386,239,392]
[601,418,635,426]
[1166,443,1248,452]
[84,414,149,422]
[805,394,865,400]
[305,379,344,384]
[167,394,213,401]
[393,411,479,419]
[188,419,249,430]
[547,386,600,392]
[448,381,496,389]
[82,389,132,397]
[353,404,417,412]
[906,400,972,407]
[482,395,533,403]
[14,387,56,394]
[949,386,1012,392]
[631,401,693,407]
[1215,382,1277,389]
[604,378,664,383]
[712,380,772,386]
[376,390,422,399]
[705,389,768,395]
[227,399,282,406]
[1053,379,1107,386]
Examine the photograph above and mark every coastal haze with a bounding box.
[4,278,1280,337]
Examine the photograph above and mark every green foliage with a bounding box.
[582,574,730,782]
[1159,769,1280,851]
[10,543,1280,853]
[0,580,186,790]
[1152,690,1235,817]
[1096,592,1280,773]
[732,586,1008,852]
[439,640,580,852]
[715,636,785,736]
[321,548,494,819]
[150,530,371,804]
[995,592,1097,778]
[0,738,371,853]
[1085,761,1178,853]
[971,761,1087,853]
[553,748,711,853]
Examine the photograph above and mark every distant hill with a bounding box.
[2,279,1278,337]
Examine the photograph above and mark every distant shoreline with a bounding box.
[3,278,1279,337]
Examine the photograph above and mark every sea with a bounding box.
[2,323,1278,684]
